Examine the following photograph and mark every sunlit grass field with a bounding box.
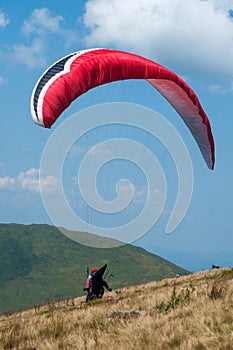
[0,268,232,349]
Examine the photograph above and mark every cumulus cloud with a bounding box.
[21,7,64,36]
[67,145,87,160]
[0,76,6,85]
[0,11,9,28]
[83,0,233,80]
[12,8,77,68]
[12,38,47,69]
[0,162,4,173]
[0,168,58,193]
[0,176,17,191]
[208,82,233,94]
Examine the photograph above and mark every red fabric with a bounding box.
[34,48,215,169]
[85,277,91,289]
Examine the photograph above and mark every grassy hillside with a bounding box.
[0,223,188,313]
[0,268,232,349]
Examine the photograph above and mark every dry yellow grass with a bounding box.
[0,268,232,350]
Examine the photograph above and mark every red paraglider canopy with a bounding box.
[30,48,215,169]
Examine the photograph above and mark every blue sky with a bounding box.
[0,0,232,271]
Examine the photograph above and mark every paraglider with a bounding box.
[30,48,215,169]
[83,264,112,302]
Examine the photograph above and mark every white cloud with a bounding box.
[16,8,64,68]
[0,162,4,172]
[208,82,233,94]
[17,168,40,192]
[133,185,164,206]
[0,168,58,193]
[83,0,233,80]
[12,8,77,68]
[22,7,64,36]
[209,0,233,11]
[12,38,47,69]
[0,11,9,28]
[68,145,87,160]
[0,176,17,191]
[0,76,6,85]
[89,144,115,160]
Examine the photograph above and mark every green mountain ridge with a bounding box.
[0,223,189,314]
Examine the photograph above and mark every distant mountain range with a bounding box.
[0,223,189,313]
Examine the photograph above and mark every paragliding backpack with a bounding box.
[88,264,108,297]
